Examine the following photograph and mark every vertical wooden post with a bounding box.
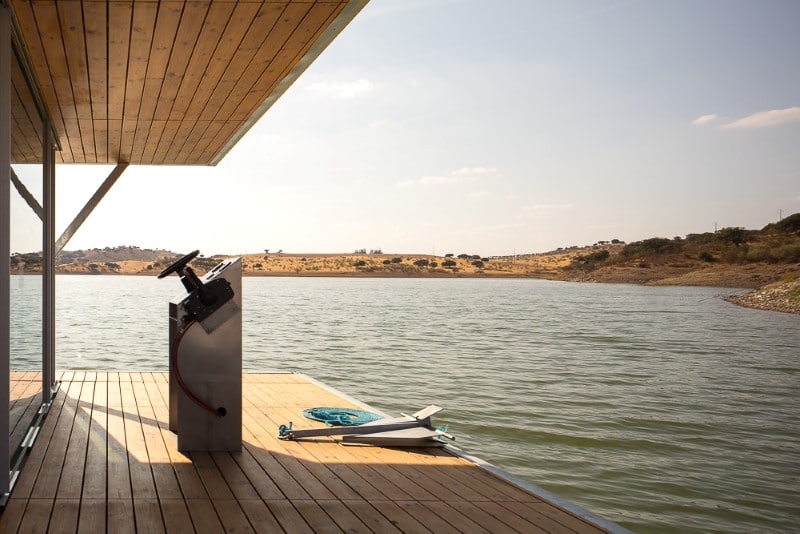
[43,122,56,403]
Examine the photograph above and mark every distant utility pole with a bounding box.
[779,209,783,222]
[714,222,718,233]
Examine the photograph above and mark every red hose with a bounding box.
[171,318,225,417]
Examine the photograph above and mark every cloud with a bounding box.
[452,167,498,176]
[519,203,575,218]
[692,114,719,126]
[722,107,800,129]
[419,175,462,185]
[399,166,498,187]
[469,191,489,198]
[305,79,375,99]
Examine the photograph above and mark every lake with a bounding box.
[24,275,800,532]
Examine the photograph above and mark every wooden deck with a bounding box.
[9,371,43,462]
[1,372,614,533]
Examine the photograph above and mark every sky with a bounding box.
[11,0,800,257]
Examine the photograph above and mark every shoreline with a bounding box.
[723,279,800,315]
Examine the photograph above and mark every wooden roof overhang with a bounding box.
[6,0,368,165]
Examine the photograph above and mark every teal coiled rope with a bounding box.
[302,407,383,426]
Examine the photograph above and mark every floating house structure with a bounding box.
[1,1,626,531]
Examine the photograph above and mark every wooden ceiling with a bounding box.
[7,0,367,165]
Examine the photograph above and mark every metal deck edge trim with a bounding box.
[296,371,632,534]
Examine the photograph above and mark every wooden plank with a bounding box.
[29,380,81,499]
[107,376,132,500]
[57,0,95,162]
[209,452,259,501]
[107,119,123,162]
[185,499,225,533]
[149,401,209,500]
[157,1,220,122]
[83,0,107,122]
[170,119,210,163]
[121,377,158,499]
[499,501,585,533]
[241,406,337,501]
[238,499,283,533]
[231,444,286,501]
[191,451,235,500]
[257,405,390,502]
[48,499,80,534]
[365,500,434,534]
[31,0,82,161]
[261,500,313,533]
[77,498,106,534]
[212,500,255,533]
[122,1,157,121]
[16,498,53,532]
[0,499,27,532]
[474,500,550,534]
[209,1,285,122]
[9,379,41,452]
[232,2,330,120]
[286,500,341,534]
[137,1,182,121]
[134,499,166,533]
[132,379,183,499]
[132,0,183,162]
[420,501,490,534]
[522,501,608,533]
[316,499,388,534]
[13,380,71,500]
[151,119,181,164]
[9,0,72,159]
[108,499,137,534]
[82,379,107,500]
[56,380,95,499]
[182,2,262,122]
[181,119,226,164]
[245,400,431,502]
[160,499,194,534]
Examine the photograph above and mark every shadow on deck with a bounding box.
[0,372,617,533]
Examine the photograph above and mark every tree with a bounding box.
[717,227,747,246]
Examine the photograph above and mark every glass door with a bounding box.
[8,39,45,470]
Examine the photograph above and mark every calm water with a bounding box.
[39,275,800,532]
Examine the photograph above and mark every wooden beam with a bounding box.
[9,166,43,221]
[54,162,128,255]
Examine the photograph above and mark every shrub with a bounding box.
[620,238,679,257]
[698,251,715,262]
[442,260,456,267]
[391,257,402,263]
[716,227,749,246]
[354,260,366,267]
[774,242,800,262]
